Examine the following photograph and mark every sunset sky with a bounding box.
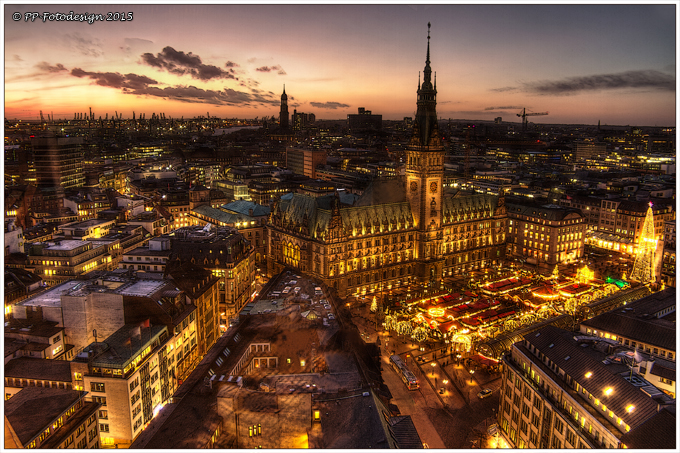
[4,3,677,126]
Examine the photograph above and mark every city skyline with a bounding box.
[4,3,677,126]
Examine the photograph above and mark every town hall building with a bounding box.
[267,24,508,297]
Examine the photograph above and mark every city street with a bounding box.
[349,303,503,448]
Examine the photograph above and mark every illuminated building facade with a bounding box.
[32,136,85,190]
[268,24,507,296]
[77,324,173,447]
[506,202,586,267]
[190,200,270,265]
[25,239,112,286]
[166,226,256,328]
[63,189,111,222]
[499,325,674,449]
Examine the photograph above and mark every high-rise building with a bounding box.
[292,109,315,131]
[285,147,328,179]
[347,107,382,132]
[32,136,85,189]
[574,141,607,163]
[279,85,289,129]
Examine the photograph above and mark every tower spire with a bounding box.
[409,22,440,148]
[426,22,431,66]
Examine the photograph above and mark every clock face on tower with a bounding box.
[410,181,418,192]
[430,181,438,193]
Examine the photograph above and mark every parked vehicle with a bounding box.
[477,388,493,399]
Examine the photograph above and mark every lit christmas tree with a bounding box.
[630,202,657,284]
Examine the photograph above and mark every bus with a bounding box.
[390,355,419,390]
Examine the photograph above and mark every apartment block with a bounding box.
[498,325,674,449]
[4,387,101,449]
[77,323,172,447]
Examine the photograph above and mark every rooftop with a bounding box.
[580,288,676,351]
[525,325,662,431]
[116,279,168,298]
[84,323,168,369]
[39,239,90,251]
[4,356,73,382]
[5,388,87,446]
[17,280,82,307]
[619,407,676,449]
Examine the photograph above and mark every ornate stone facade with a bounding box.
[267,24,507,297]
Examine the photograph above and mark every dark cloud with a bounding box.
[525,70,675,94]
[484,106,524,111]
[492,70,675,95]
[69,67,278,107]
[489,86,518,93]
[225,61,239,68]
[310,101,350,109]
[127,85,280,107]
[36,62,68,73]
[140,46,236,81]
[71,68,158,89]
[256,65,286,75]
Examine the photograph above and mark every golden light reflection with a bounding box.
[292,433,309,449]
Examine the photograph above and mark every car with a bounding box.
[477,388,493,399]
[328,314,335,320]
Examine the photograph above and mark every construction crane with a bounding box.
[517,108,548,131]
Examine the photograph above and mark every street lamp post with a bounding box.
[469,369,475,385]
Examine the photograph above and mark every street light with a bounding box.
[469,369,475,385]
[431,362,436,377]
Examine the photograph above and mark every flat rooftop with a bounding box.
[17,280,81,307]
[85,323,168,369]
[62,219,112,229]
[116,279,168,297]
[40,239,89,251]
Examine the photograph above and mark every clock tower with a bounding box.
[406,23,445,280]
